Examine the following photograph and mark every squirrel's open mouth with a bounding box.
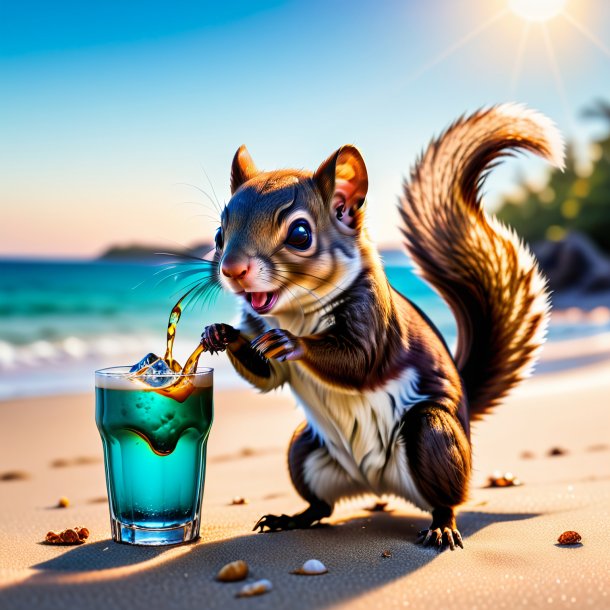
[244,290,279,314]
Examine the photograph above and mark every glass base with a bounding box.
[110,517,200,546]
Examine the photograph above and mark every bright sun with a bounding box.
[509,0,567,22]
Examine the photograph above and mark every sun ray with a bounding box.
[509,0,566,22]
[562,11,610,58]
[510,21,531,97]
[540,23,575,132]
[408,9,509,81]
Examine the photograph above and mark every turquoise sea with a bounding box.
[0,256,606,400]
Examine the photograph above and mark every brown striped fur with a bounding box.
[201,105,563,546]
[400,104,563,419]
[403,403,472,508]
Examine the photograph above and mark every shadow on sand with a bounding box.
[1,510,538,610]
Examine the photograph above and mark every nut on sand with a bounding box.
[486,471,522,488]
[45,526,89,545]
[57,496,70,508]
[291,559,328,575]
[236,579,272,597]
[60,528,80,544]
[45,531,62,544]
[557,531,582,545]
[216,560,249,582]
[230,496,249,505]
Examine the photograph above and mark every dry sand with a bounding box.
[0,333,609,610]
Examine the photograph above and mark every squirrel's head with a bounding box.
[215,144,369,317]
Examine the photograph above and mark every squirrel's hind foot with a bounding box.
[416,507,464,551]
[253,503,331,533]
[416,526,464,551]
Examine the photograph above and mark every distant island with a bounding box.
[97,242,213,262]
[97,243,412,265]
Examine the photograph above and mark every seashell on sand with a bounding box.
[216,560,249,582]
[236,579,273,597]
[291,559,328,575]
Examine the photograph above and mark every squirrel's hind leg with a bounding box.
[402,402,471,550]
[253,421,362,533]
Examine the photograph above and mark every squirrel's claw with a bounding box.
[450,528,464,549]
[253,511,325,533]
[416,527,464,551]
[201,323,239,353]
[253,513,297,533]
[251,329,303,362]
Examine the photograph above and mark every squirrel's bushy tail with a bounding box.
[400,104,564,420]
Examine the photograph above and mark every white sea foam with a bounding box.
[0,342,15,368]
[29,340,57,360]
[62,336,88,359]
[0,321,606,401]
[0,334,243,400]
[0,333,157,371]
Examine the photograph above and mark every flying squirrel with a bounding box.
[200,104,564,550]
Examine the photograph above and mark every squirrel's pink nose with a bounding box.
[221,254,250,280]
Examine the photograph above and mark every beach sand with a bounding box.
[0,334,609,610]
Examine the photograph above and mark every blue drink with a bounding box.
[95,366,213,545]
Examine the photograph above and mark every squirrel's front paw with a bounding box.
[201,323,240,354]
[251,329,303,362]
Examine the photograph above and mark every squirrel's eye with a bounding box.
[285,219,312,250]
[215,227,224,250]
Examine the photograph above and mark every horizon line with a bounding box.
[0,241,408,263]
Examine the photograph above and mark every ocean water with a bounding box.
[0,257,605,400]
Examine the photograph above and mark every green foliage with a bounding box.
[496,100,610,254]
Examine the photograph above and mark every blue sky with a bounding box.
[2,0,609,257]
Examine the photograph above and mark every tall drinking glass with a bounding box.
[95,366,213,545]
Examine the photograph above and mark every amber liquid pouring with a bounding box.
[136,290,206,402]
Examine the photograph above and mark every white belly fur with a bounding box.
[288,362,432,511]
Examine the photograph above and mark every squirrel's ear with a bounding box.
[313,145,368,235]
[230,145,259,194]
